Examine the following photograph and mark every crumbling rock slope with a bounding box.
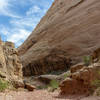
[60,63,100,95]
[18,0,100,76]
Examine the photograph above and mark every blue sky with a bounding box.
[0,0,54,47]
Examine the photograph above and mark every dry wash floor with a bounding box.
[0,90,100,100]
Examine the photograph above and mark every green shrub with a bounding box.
[49,80,59,90]
[63,72,70,79]
[83,56,92,66]
[0,79,9,92]
[91,71,100,88]
[91,79,100,88]
[47,79,59,92]
[90,79,100,95]
[90,71,100,95]
[37,79,59,92]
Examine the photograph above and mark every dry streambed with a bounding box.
[0,90,99,100]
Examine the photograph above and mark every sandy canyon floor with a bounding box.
[0,90,100,100]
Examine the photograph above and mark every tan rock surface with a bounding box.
[19,0,100,76]
[0,40,23,82]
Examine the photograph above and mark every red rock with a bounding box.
[25,83,36,91]
[60,63,100,95]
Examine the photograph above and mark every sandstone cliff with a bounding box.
[0,39,22,81]
[18,0,100,76]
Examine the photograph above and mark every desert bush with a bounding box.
[91,71,100,88]
[0,79,9,91]
[91,79,100,95]
[48,79,59,92]
[37,79,59,91]
[50,79,59,89]
[92,79,100,88]
[83,56,92,66]
[63,72,70,79]
[90,70,100,95]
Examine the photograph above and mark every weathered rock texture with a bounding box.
[0,39,22,81]
[60,63,100,95]
[18,0,100,76]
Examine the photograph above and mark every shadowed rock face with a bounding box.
[18,0,100,76]
[23,48,71,76]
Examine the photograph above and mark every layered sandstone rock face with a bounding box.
[0,39,22,81]
[18,0,100,76]
[60,63,100,95]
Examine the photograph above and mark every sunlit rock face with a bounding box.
[18,0,100,76]
[0,40,23,81]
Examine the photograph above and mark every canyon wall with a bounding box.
[18,0,100,76]
[0,39,22,81]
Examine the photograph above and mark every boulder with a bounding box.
[25,83,36,91]
[60,63,100,95]
[60,78,89,95]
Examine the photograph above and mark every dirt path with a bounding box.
[0,90,99,100]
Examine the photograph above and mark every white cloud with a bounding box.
[0,0,9,10]
[0,0,21,18]
[0,0,53,47]
[7,29,30,43]
[26,6,41,16]
[10,17,39,28]
[0,24,31,46]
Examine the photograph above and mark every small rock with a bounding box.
[25,83,36,91]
